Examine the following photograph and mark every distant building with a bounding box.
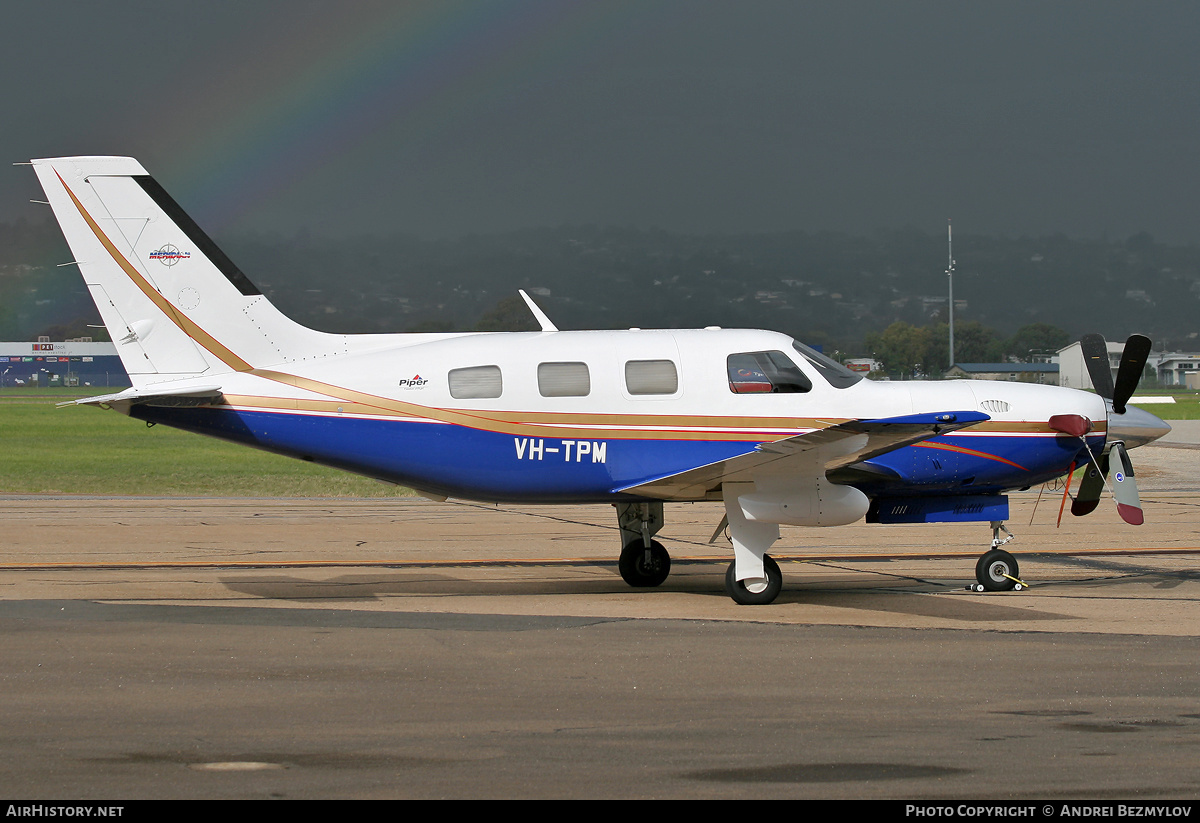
[1056,340,1200,388]
[0,341,129,388]
[944,363,1059,384]
[1055,340,1123,390]
[1151,352,1200,386]
[845,358,881,374]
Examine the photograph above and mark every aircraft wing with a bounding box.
[616,411,990,500]
[59,385,224,409]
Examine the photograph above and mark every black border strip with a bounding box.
[133,175,261,296]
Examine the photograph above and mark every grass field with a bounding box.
[0,391,412,497]
[1134,394,1200,419]
[2,388,1195,497]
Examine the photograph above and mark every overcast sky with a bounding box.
[4,0,1198,243]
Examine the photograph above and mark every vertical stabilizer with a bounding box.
[32,156,346,388]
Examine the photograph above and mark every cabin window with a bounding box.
[538,362,591,397]
[727,351,812,394]
[448,365,502,399]
[625,359,679,395]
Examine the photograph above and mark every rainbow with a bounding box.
[128,1,643,232]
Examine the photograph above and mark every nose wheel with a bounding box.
[974,548,1021,592]
[970,520,1024,592]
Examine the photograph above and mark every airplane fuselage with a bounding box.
[123,327,1109,504]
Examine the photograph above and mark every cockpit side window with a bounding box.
[727,351,812,394]
[791,340,863,388]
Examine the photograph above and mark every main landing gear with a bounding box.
[972,521,1024,592]
[619,539,670,587]
[615,502,671,587]
[613,500,785,604]
[724,554,782,605]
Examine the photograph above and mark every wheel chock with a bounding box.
[966,573,1028,593]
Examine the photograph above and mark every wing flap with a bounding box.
[617,411,989,500]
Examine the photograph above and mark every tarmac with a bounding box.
[2,432,1199,798]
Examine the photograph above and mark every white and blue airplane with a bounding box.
[30,155,1171,604]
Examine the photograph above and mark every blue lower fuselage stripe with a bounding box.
[130,406,1101,503]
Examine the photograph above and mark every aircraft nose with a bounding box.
[1108,402,1172,449]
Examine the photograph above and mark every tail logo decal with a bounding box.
[149,244,190,266]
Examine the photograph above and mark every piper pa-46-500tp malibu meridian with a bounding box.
[30,155,1172,604]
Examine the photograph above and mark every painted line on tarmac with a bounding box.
[2,546,1198,572]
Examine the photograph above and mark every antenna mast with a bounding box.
[946,220,955,368]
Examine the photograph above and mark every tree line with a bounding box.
[864,320,1071,379]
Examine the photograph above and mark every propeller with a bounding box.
[1067,333,1159,525]
[1079,333,1115,402]
[1070,452,1107,517]
[1113,336,1152,415]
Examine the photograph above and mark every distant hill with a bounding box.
[3,220,1197,355]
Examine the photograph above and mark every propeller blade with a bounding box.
[1071,452,1109,517]
[1112,334,1152,415]
[1109,442,1143,525]
[1057,461,1076,528]
[1080,333,1114,399]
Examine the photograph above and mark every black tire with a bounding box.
[618,540,671,587]
[975,548,1019,591]
[724,554,783,605]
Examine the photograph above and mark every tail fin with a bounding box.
[32,156,343,387]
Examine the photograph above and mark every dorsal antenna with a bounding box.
[519,289,558,332]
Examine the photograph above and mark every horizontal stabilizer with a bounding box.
[61,385,223,409]
[617,411,989,500]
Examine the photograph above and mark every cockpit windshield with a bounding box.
[791,340,863,389]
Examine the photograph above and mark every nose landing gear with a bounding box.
[975,548,1021,591]
[971,521,1025,592]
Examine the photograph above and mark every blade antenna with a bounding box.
[519,290,558,332]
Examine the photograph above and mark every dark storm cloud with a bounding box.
[4,1,1198,242]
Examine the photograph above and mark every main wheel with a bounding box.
[975,548,1019,591]
[724,554,783,605]
[619,540,671,587]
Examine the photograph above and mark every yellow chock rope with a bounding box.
[1002,572,1028,590]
